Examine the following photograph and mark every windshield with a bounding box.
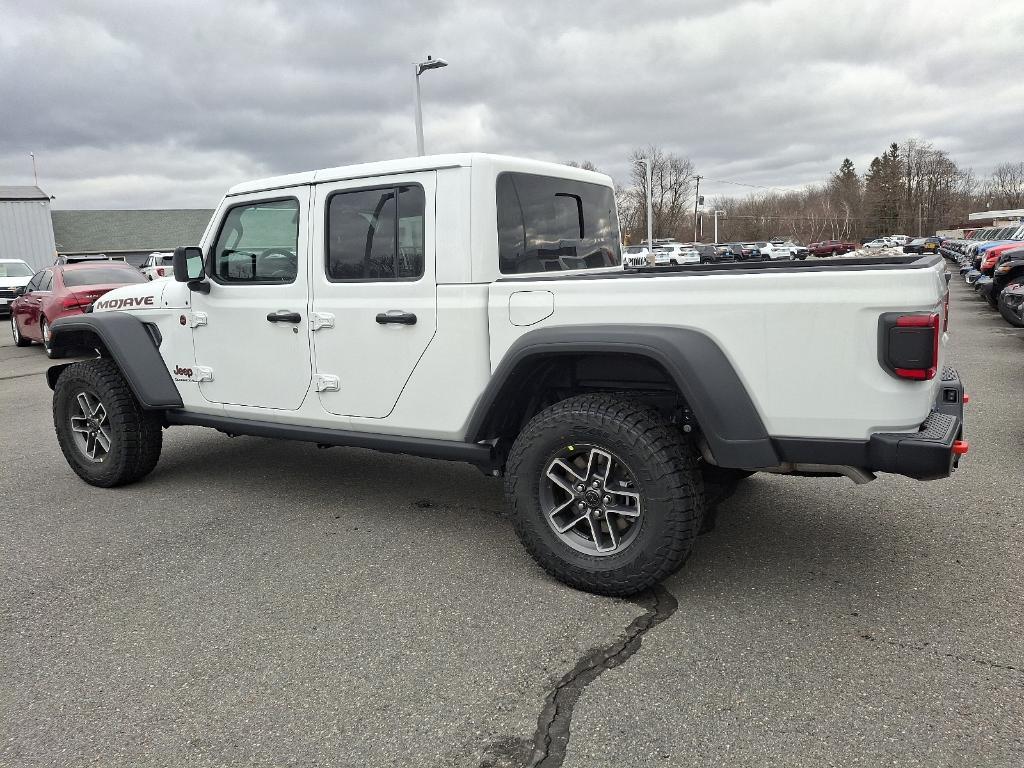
[0,262,32,278]
[62,267,147,287]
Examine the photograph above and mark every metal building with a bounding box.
[0,186,57,271]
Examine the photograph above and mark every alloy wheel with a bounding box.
[69,390,112,462]
[540,444,642,556]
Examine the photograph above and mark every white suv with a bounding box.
[140,252,175,280]
[653,243,700,266]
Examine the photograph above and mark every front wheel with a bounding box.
[53,359,163,487]
[505,394,704,596]
[11,314,31,347]
[998,293,1024,328]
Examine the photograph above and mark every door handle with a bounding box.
[375,311,417,325]
[266,310,302,323]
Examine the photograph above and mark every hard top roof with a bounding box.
[227,153,612,196]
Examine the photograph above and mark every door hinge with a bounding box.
[189,311,208,328]
[313,373,340,392]
[195,366,214,382]
[311,312,335,331]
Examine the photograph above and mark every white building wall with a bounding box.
[0,199,57,271]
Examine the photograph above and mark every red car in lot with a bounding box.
[807,239,859,257]
[9,262,147,357]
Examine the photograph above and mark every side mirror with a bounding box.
[13,286,26,297]
[173,246,206,283]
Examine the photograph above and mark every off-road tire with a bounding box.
[53,358,163,487]
[998,295,1024,328]
[11,314,31,347]
[505,394,705,596]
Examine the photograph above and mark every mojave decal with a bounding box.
[94,296,156,311]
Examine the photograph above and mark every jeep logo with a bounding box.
[173,366,194,378]
[94,296,155,310]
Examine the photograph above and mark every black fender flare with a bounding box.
[465,325,779,469]
[47,313,183,409]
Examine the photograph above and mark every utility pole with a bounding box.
[29,152,38,186]
[918,200,923,237]
[693,175,702,242]
[713,210,727,244]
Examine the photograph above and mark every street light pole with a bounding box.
[636,158,654,266]
[413,55,448,156]
[713,210,727,244]
[693,174,702,242]
[29,152,37,186]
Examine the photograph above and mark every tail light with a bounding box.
[61,295,82,310]
[879,311,940,381]
[943,290,949,331]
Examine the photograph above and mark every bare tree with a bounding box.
[622,146,696,242]
[984,162,1024,209]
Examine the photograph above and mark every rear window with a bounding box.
[496,172,620,274]
[62,267,147,287]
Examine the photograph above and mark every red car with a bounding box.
[807,239,859,257]
[10,262,147,357]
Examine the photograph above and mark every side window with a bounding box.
[496,172,621,274]
[26,272,43,292]
[39,271,53,291]
[326,185,424,281]
[211,199,299,283]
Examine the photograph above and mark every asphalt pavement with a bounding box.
[1,280,1021,768]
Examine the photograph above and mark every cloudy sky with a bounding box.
[1,0,1022,209]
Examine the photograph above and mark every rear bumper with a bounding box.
[773,368,966,481]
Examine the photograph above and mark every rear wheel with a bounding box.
[53,359,163,487]
[40,317,63,359]
[11,314,31,347]
[505,394,704,596]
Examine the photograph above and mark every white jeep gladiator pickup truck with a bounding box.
[45,153,967,596]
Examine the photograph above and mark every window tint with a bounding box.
[62,267,147,287]
[497,173,620,274]
[326,185,424,281]
[39,271,53,291]
[212,199,299,283]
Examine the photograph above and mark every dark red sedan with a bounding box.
[10,262,147,357]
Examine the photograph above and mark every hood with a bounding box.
[0,275,31,288]
[92,280,168,312]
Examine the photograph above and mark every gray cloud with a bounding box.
[1,0,1021,208]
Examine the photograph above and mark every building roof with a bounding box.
[968,208,1024,222]
[0,185,49,201]
[51,209,214,254]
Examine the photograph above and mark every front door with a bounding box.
[310,173,437,418]
[191,190,312,410]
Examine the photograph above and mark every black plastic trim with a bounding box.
[496,253,941,282]
[464,325,779,469]
[164,411,494,467]
[47,313,184,409]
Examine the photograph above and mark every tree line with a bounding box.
[570,144,1024,245]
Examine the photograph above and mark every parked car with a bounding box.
[10,261,147,357]
[997,280,1024,327]
[754,241,801,260]
[140,252,176,280]
[807,239,858,257]
[54,253,127,264]
[889,235,911,246]
[42,152,966,597]
[653,243,700,266]
[987,244,1024,306]
[903,237,940,254]
[0,258,34,315]
[863,238,893,249]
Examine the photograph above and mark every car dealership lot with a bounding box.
[1,279,1022,768]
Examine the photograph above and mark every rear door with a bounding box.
[309,173,437,418]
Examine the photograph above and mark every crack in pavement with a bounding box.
[858,633,1022,677]
[479,585,679,768]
